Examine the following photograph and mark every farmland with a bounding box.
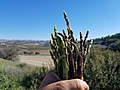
[0,41,52,89]
[0,40,53,67]
[19,48,53,67]
[19,55,53,67]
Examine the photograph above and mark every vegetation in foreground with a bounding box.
[0,59,48,90]
[84,47,120,90]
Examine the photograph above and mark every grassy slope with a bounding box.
[0,58,48,90]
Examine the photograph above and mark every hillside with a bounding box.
[93,33,120,51]
[0,33,120,52]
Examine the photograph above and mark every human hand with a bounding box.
[39,71,89,90]
[42,79,89,90]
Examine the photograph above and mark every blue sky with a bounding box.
[0,0,120,40]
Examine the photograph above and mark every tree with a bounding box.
[110,40,120,52]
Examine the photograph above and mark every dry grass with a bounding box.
[19,55,53,67]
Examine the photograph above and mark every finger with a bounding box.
[82,81,89,90]
[85,85,89,90]
[72,79,89,90]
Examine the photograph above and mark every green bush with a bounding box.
[84,47,120,90]
[0,59,48,90]
[21,67,48,90]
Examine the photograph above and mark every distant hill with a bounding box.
[0,33,120,51]
[0,39,50,47]
[94,33,120,51]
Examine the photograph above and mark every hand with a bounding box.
[39,71,89,90]
[42,79,89,90]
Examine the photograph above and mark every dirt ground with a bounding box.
[19,55,54,67]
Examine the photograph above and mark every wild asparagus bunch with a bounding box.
[50,12,93,80]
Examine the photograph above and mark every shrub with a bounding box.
[0,47,19,61]
[23,51,34,55]
[21,67,48,90]
[84,47,120,90]
[0,59,48,90]
[35,52,40,55]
